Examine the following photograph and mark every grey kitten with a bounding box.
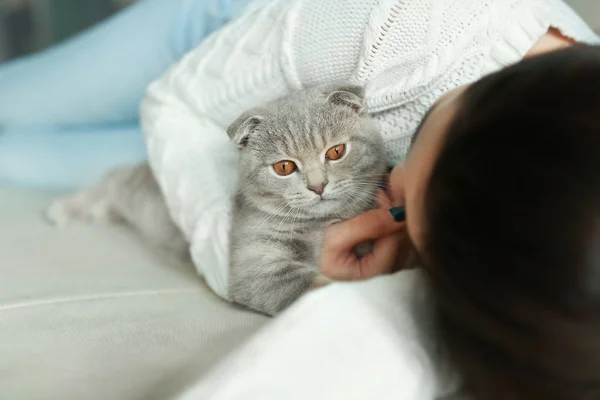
[227,84,386,315]
[46,84,385,317]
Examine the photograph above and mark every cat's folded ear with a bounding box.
[227,110,264,149]
[324,84,366,116]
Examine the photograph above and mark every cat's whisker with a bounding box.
[351,177,388,182]
[352,174,390,179]
[343,192,375,210]
[351,180,389,185]
[290,207,303,237]
[268,206,295,245]
[338,195,355,217]
[350,182,390,191]
[338,184,380,193]
[350,190,378,201]
[281,205,303,234]
[348,182,384,188]
[351,180,390,187]
[251,203,289,231]
[339,194,365,216]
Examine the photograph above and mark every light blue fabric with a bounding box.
[0,125,146,190]
[0,0,250,189]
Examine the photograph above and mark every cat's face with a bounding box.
[228,84,386,218]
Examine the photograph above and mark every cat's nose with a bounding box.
[308,182,328,196]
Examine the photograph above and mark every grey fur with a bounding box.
[228,83,386,315]
[46,164,189,262]
[46,83,386,317]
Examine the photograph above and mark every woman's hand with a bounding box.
[320,190,413,281]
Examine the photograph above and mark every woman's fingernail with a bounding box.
[389,206,406,222]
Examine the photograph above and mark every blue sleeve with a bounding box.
[0,125,146,190]
[0,0,251,190]
[0,0,250,127]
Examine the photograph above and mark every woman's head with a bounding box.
[393,45,600,399]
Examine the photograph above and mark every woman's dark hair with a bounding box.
[424,45,600,400]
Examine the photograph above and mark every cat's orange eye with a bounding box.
[272,160,297,176]
[325,144,346,161]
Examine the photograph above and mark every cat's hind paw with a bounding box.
[46,197,76,227]
[45,192,118,227]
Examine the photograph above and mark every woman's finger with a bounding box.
[355,231,404,280]
[325,207,405,252]
[376,189,393,209]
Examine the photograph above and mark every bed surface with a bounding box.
[0,186,267,399]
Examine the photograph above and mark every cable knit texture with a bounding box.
[141,0,599,299]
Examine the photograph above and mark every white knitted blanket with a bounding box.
[177,270,463,400]
[141,0,598,299]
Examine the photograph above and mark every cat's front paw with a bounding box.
[310,274,333,290]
